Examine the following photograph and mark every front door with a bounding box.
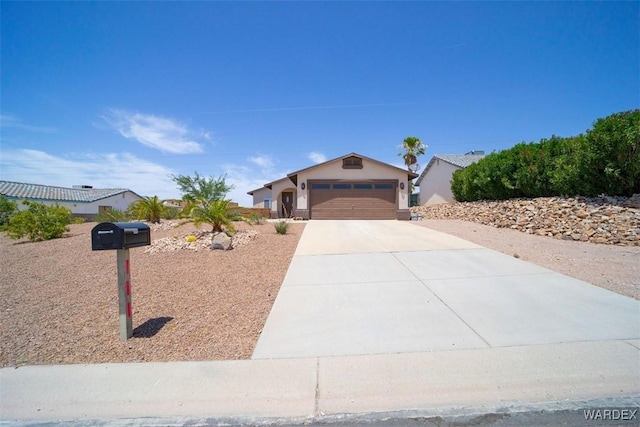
[282,192,294,217]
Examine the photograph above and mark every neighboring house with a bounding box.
[0,180,143,220]
[415,151,485,205]
[248,152,418,220]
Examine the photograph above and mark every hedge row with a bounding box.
[451,109,640,201]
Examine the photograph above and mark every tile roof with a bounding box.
[0,181,137,203]
[434,153,486,168]
[415,153,485,186]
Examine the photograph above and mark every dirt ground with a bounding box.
[1,218,637,367]
[413,219,639,300]
[0,221,304,367]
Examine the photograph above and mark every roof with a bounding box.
[287,152,418,181]
[248,152,418,195]
[0,180,142,203]
[415,152,485,186]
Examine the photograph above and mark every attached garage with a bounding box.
[248,152,417,220]
[309,181,396,219]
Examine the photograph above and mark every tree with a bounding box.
[4,200,73,242]
[0,196,18,228]
[171,172,233,203]
[128,196,167,223]
[189,199,236,232]
[398,136,427,169]
[172,172,237,232]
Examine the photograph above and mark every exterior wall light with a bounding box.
[400,182,405,190]
[301,182,306,190]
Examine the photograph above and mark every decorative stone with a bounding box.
[211,232,233,250]
[410,194,639,246]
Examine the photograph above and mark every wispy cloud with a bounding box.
[0,114,56,133]
[247,154,274,169]
[103,109,205,154]
[0,148,179,198]
[308,152,327,164]
[222,160,290,207]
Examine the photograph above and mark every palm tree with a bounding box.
[398,136,427,169]
[129,196,167,223]
[189,199,236,233]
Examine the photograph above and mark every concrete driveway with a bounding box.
[3,220,638,424]
[252,220,639,359]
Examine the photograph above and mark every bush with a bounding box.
[583,110,640,196]
[128,196,167,223]
[274,220,289,235]
[95,209,131,223]
[249,212,266,225]
[163,206,181,220]
[4,200,74,242]
[451,110,640,201]
[0,196,18,228]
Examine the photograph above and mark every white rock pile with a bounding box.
[144,229,259,254]
[143,221,180,231]
[411,194,640,246]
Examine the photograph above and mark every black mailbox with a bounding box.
[91,222,151,250]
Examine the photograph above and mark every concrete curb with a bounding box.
[2,341,638,425]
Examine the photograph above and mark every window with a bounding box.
[263,197,272,209]
[342,156,363,169]
[333,183,351,189]
[312,183,331,189]
[354,183,372,190]
[98,205,112,212]
[375,183,394,189]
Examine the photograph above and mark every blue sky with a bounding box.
[1,1,638,206]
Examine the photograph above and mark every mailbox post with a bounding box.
[117,249,132,340]
[91,222,151,340]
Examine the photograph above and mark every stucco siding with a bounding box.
[250,187,272,209]
[295,159,410,211]
[419,160,461,205]
[12,191,141,214]
[270,178,296,217]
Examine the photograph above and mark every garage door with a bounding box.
[309,181,397,219]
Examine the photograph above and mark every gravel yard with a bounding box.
[0,221,304,367]
[413,220,639,300]
[2,215,637,368]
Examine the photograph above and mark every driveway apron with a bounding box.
[252,220,639,359]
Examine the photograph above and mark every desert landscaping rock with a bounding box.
[143,226,258,254]
[412,194,640,246]
[211,232,233,251]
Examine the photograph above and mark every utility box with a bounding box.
[91,222,151,251]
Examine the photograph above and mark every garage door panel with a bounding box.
[310,181,396,220]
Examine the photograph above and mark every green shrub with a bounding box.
[163,206,181,220]
[95,209,131,223]
[583,110,640,196]
[274,220,289,235]
[0,196,18,228]
[249,212,266,225]
[128,196,167,223]
[4,200,74,242]
[451,110,640,201]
